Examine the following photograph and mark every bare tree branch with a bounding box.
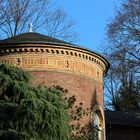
[0,0,78,42]
[104,0,140,111]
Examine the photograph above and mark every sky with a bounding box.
[51,0,121,53]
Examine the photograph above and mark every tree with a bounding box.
[0,63,71,139]
[104,0,140,112]
[0,63,97,140]
[112,82,140,112]
[0,0,78,42]
[107,0,140,62]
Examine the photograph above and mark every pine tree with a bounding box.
[113,81,140,112]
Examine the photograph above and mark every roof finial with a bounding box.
[29,22,33,32]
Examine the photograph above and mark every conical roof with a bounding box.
[0,32,70,45]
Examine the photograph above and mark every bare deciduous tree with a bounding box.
[104,47,140,111]
[107,0,140,62]
[104,0,140,111]
[0,0,78,42]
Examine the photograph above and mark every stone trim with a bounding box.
[92,104,106,140]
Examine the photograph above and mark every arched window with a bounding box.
[93,112,102,140]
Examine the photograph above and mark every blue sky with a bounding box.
[52,0,121,52]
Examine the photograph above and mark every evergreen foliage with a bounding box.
[0,64,71,140]
[113,81,140,112]
[0,63,96,139]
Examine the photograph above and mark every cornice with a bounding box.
[0,44,109,74]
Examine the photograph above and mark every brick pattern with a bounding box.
[0,44,108,73]
[0,51,104,83]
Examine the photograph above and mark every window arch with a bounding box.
[92,104,105,140]
[93,112,102,131]
[93,112,102,140]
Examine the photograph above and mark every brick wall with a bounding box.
[31,70,104,124]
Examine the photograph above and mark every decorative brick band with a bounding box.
[0,45,108,83]
[0,45,107,68]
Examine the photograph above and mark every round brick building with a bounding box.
[0,32,109,140]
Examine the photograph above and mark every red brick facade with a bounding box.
[32,71,104,123]
[0,32,109,140]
